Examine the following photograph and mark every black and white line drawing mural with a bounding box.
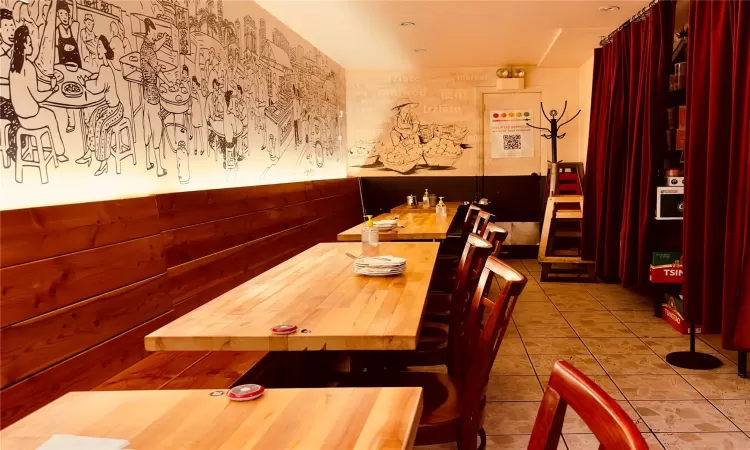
[0,0,345,211]
[348,97,469,175]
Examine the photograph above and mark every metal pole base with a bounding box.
[666,351,723,370]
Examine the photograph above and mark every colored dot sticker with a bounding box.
[492,113,499,118]
[524,112,530,117]
[501,113,507,118]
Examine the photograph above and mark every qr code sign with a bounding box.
[503,134,522,150]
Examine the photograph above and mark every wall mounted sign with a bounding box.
[489,110,534,159]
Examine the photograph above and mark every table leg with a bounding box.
[79,109,86,155]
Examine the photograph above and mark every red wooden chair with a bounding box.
[341,257,528,449]
[528,360,649,450]
[482,223,509,257]
[472,210,494,238]
[461,204,484,241]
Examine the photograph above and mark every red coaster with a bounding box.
[271,324,297,335]
[227,384,265,402]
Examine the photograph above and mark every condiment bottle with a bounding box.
[361,215,379,256]
[436,197,447,216]
[423,189,430,209]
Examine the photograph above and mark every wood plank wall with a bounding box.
[0,178,362,427]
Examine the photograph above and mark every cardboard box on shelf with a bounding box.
[678,106,686,129]
[676,128,686,151]
[662,302,702,334]
[650,252,683,283]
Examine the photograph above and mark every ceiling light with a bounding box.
[400,21,416,26]
[512,67,526,78]
[598,6,620,12]
[414,48,427,53]
[496,68,511,78]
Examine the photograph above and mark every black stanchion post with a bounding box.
[665,323,723,370]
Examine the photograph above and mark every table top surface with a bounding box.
[0,388,423,450]
[337,210,458,242]
[390,201,464,213]
[145,242,440,351]
[44,64,105,109]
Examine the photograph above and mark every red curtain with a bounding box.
[582,1,675,283]
[683,0,750,351]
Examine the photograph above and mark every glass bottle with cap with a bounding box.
[361,215,379,256]
[436,197,447,216]
[423,189,430,209]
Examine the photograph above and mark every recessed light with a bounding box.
[400,21,416,27]
[598,5,620,12]
[414,49,427,53]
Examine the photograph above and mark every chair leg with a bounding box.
[477,427,487,450]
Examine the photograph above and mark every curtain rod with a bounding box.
[599,0,660,46]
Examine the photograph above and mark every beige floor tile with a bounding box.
[539,375,625,400]
[561,311,620,326]
[487,375,544,401]
[522,337,590,355]
[545,289,597,302]
[518,292,554,302]
[564,433,663,449]
[625,322,685,338]
[710,400,750,432]
[655,432,750,449]
[499,338,528,356]
[561,400,650,433]
[641,337,715,358]
[611,310,664,323]
[582,337,655,355]
[596,354,677,375]
[516,323,578,338]
[632,400,739,432]
[571,322,636,338]
[491,354,536,375]
[483,401,539,434]
[600,299,654,311]
[505,322,521,338]
[682,374,750,400]
[612,375,703,400]
[668,353,738,375]
[697,335,745,366]
[550,299,607,312]
[530,354,606,377]
[486,435,565,450]
[513,303,562,322]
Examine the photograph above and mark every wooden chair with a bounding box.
[383,234,494,369]
[529,360,649,450]
[482,223,509,257]
[472,210,494,237]
[342,257,528,449]
[461,204,484,241]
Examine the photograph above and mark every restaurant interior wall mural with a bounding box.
[0,0,346,210]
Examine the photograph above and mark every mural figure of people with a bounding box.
[292,84,301,149]
[79,35,123,176]
[12,0,41,61]
[205,77,222,161]
[222,90,238,170]
[10,25,67,162]
[56,1,81,133]
[0,8,20,166]
[108,21,124,71]
[79,13,96,71]
[189,75,204,155]
[390,98,420,147]
[140,17,171,177]
[234,85,247,160]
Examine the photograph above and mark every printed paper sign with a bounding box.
[490,110,534,158]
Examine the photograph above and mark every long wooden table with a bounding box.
[390,201,463,213]
[146,242,440,352]
[337,210,458,242]
[0,388,423,449]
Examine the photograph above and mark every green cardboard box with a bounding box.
[652,252,682,267]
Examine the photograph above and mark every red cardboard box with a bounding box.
[662,303,702,334]
[675,128,686,151]
[650,264,683,283]
[678,106,686,129]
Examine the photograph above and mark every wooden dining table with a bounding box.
[145,242,440,352]
[337,210,458,242]
[390,201,464,213]
[0,387,423,449]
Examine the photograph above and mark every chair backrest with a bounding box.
[482,223,509,257]
[448,233,494,374]
[472,210,494,237]
[457,257,527,449]
[528,360,648,450]
[461,204,483,241]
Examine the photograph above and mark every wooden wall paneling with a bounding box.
[93,351,210,391]
[155,182,314,230]
[0,198,160,268]
[160,351,268,390]
[0,274,170,388]
[0,235,166,327]
[0,311,175,428]
[166,225,307,305]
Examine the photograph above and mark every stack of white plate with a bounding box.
[354,256,406,276]
[372,219,398,231]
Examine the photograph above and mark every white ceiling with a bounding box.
[254,0,649,69]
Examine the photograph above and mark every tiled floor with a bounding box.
[420,259,750,450]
